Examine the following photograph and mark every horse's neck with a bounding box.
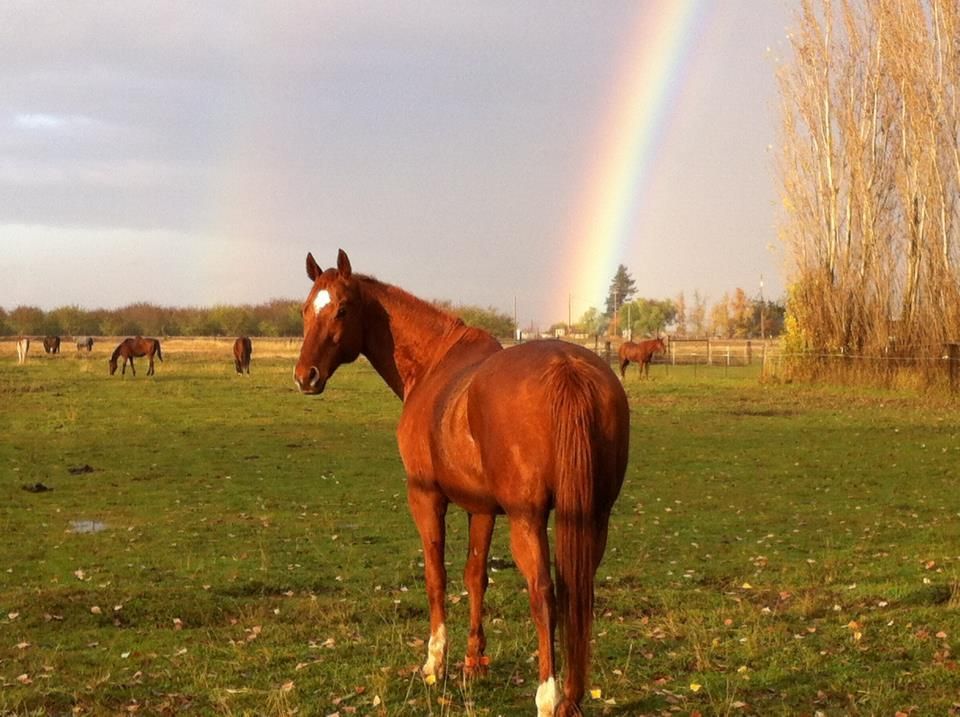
[358,278,472,399]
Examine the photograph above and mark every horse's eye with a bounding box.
[336,306,347,319]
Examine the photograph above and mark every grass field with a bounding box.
[3,339,960,716]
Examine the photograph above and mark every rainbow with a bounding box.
[560,0,708,321]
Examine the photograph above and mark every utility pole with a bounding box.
[613,288,618,337]
[759,275,765,340]
[568,293,572,333]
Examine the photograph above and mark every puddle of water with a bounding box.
[69,520,107,534]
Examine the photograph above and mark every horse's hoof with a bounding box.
[462,654,490,679]
[554,700,584,717]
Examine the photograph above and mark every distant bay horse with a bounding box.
[109,337,163,376]
[43,336,61,354]
[618,337,666,379]
[233,336,252,375]
[16,337,29,364]
[294,250,629,717]
[76,336,94,352]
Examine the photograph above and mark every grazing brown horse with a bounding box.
[233,336,252,375]
[618,337,666,379]
[294,250,629,717]
[109,337,163,376]
[43,336,61,354]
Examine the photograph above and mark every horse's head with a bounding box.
[655,337,666,353]
[108,356,118,375]
[294,249,364,394]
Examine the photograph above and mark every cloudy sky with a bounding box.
[1,1,793,327]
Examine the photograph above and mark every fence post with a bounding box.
[604,341,611,366]
[707,338,713,366]
[946,342,960,393]
[746,340,752,365]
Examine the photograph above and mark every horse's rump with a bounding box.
[465,342,626,501]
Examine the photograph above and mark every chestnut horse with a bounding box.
[233,336,252,375]
[43,336,61,354]
[618,337,666,379]
[109,336,163,376]
[294,251,629,717]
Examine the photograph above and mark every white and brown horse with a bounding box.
[16,337,29,365]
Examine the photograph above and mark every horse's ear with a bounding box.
[306,253,322,281]
[337,249,352,279]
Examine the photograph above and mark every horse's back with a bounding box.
[466,341,629,510]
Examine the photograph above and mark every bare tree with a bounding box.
[778,0,960,370]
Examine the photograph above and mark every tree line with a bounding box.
[0,299,517,339]
[557,265,785,339]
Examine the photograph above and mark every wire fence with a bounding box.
[577,336,960,391]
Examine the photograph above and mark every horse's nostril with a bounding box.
[308,366,320,387]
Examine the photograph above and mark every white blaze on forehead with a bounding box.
[312,289,332,315]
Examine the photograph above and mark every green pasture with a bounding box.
[2,344,960,716]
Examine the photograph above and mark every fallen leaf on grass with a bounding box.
[16,674,32,685]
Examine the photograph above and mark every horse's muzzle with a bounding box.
[293,365,325,395]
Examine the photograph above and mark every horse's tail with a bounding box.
[155,340,163,362]
[547,359,599,708]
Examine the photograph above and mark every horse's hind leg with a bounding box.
[408,488,449,680]
[147,356,154,376]
[619,359,628,380]
[464,513,495,678]
[508,517,560,717]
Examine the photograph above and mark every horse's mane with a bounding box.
[355,273,466,334]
